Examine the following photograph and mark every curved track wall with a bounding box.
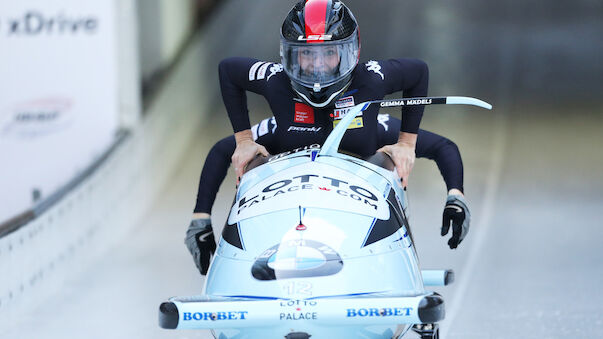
[0,28,210,331]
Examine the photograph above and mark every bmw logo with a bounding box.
[252,240,343,281]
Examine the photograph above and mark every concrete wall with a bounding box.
[138,0,196,83]
[0,0,207,328]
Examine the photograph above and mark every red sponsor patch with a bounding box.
[294,102,315,124]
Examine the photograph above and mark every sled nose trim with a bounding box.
[417,293,445,323]
[159,302,179,329]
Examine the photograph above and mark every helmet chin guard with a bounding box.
[292,76,352,108]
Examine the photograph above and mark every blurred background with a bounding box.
[0,0,601,338]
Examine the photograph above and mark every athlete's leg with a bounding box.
[193,135,236,216]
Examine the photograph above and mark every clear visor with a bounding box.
[281,34,359,89]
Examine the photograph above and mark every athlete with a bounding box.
[185,116,471,274]
[185,0,470,274]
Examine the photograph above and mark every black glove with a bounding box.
[184,218,216,275]
[441,194,471,249]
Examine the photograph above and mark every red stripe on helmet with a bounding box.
[304,0,329,43]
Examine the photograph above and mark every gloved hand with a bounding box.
[184,218,216,275]
[441,194,471,249]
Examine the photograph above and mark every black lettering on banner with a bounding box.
[238,194,258,208]
[279,300,317,307]
[350,185,377,201]
[263,180,292,192]
[350,194,362,201]
[293,174,318,183]
[7,11,99,36]
[46,18,55,32]
[279,312,318,320]
[25,12,44,34]
[10,20,20,34]
[323,176,348,187]
[336,189,348,197]
[85,19,97,31]
[364,200,378,210]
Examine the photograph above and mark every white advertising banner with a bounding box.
[0,1,118,222]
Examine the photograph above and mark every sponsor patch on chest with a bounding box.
[331,104,363,129]
[335,95,355,108]
[294,102,315,124]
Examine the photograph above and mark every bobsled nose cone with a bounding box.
[159,302,179,329]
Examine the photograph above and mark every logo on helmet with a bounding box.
[297,34,333,41]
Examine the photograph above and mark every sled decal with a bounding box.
[251,240,343,281]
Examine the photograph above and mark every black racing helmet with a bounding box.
[280,0,360,108]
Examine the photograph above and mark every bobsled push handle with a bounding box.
[365,152,395,171]
[244,153,271,173]
[320,96,492,157]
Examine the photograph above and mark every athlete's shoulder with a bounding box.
[386,58,429,74]
[219,57,286,82]
[247,60,285,82]
[355,59,387,81]
[356,58,428,82]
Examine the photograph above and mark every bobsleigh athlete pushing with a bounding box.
[159,1,491,338]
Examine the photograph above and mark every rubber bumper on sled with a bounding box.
[159,293,444,330]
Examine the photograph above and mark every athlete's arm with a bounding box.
[414,128,470,249]
[378,133,416,187]
[376,114,464,192]
[377,58,429,186]
[219,57,274,132]
[219,57,277,177]
[415,129,464,194]
[232,130,268,180]
[382,58,429,134]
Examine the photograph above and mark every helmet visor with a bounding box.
[281,33,359,90]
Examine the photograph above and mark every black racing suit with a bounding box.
[194,57,463,213]
[220,57,428,155]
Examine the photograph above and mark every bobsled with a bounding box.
[159,96,492,339]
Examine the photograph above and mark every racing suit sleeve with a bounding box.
[377,114,464,192]
[416,129,464,193]
[219,57,272,133]
[383,58,429,134]
[193,118,279,214]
